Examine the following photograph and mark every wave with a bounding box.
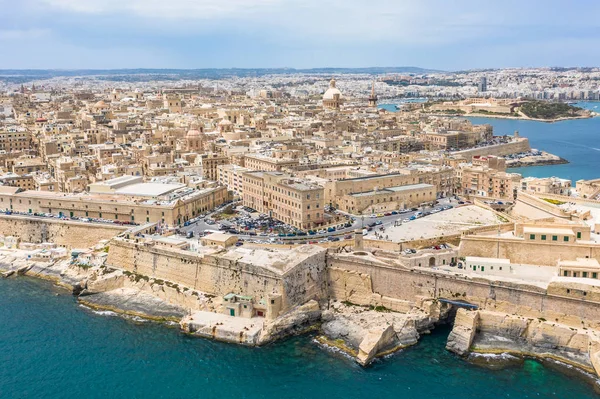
[312,337,355,361]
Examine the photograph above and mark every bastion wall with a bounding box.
[0,215,126,248]
[106,239,327,312]
[459,235,600,266]
[452,138,531,161]
[328,254,600,327]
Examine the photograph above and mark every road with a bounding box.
[179,198,461,243]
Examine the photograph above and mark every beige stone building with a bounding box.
[338,183,436,214]
[0,130,31,152]
[1,178,230,226]
[460,219,600,267]
[521,176,572,195]
[218,164,249,197]
[576,178,600,199]
[244,153,300,172]
[199,153,229,181]
[242,171,324,230]
[458,165,520,200]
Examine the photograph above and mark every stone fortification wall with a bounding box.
[328,254,600,326]
[452,138,530,161]
[459,235,600,265]
[0,215,126,248]
[106,239,327,312]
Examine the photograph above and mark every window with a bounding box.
[593,273,597,279]
[481,266,485,272]
[530,234,535,240]
[552,235,558,241]
[541,235,546,241]
[564,271,568,277]
[564,236,569,242]
[583,272,588,278]
[577,232,582,239]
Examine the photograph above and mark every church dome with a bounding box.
[187,129,203,137]
[323,78,343,100]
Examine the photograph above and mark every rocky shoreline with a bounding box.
[507,157,569,168]
[4,255,600,381]
[0,255,448,366]
[446,308,600,389]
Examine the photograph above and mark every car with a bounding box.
[384,212,392,216]
[458,201,465,204]
[369,214,377,218]
[410,249,417,254]
[362,230,368,236]
[376,213,384,217]
[186,231,194,238]
[308,230,316,235]
[318,229,327,234]
[366,226,373,231]
[329,237,340,242]
[344,234,352,239]
[327,227,336,232]
[308,240,318,244]
[375,221,382,225]
[409,215,416,221]
[235,241,244,247]
[286,233,296,237]
[391,211,398,215]
[297,231,307,236]
[402,218,411,223]
[434,245,441,250]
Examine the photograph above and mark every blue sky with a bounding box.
[1,0,599,70]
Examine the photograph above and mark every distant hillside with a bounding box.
[0,67,443,84]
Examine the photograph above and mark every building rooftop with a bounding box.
[115,182,186,198]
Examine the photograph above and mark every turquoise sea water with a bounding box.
[381,101,600,182]
[1,277,598,398]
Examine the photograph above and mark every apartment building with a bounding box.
[521,176,572,195]
[218,164,249,197]
[0,130,31,152]
[459,165,520,200]
[199,153,229,181]
[242,171,324,230]
[244,154,300,172]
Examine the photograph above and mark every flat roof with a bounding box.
[466,256,511,263]
[115,182,185,197]
[202,233,237,243]
[523,227,576,235]
[350,183,434,197]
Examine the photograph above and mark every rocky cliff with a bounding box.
[446,308,600,377]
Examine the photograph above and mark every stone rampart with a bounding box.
[328,254,600,326]
[0,214,126,248]
[451,138,531,161]
[106,239,327,313]
[459,234,600,265]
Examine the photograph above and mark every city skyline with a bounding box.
[2,0,600,70]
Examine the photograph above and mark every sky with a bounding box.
[1,0,600,70]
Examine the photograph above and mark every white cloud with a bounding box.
[42,0,280,18]
[0,29,50,40]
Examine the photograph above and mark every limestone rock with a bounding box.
[258,300,321,344]
[357,325,397,366]
[78,288,186,321]
[446,308,479,356]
